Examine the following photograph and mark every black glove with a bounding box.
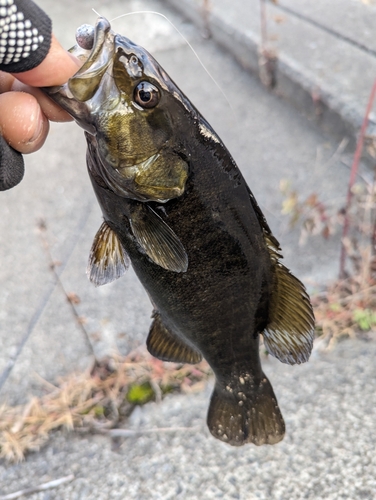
[0,0,52,190]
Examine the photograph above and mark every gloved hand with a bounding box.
[0,0,80,190]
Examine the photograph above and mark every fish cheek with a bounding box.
[128,108,171,159]
[131,109,188,199]
[95,110,166,166]
[144,106,173,142]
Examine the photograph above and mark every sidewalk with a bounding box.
[167,0,376,147]
[1,0,375,498]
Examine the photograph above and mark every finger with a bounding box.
[0,91,49,154]
[12,35,81,87]
[0,72,15,93]
[10,79,74,122]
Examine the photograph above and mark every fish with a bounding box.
[43,17,315,446]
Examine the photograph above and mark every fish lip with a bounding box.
[42,17,114,98]
[113,33,139,53]
[75,17,112,62]
[41,18,117,134]
[86,17,112,64]
[65,17,115,103]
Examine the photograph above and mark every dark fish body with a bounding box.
[88,129,272,374]
[44,18,314,446]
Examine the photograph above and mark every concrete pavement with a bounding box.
[2,339,376,499]
[0,0,375,498]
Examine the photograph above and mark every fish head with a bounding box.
[45,17,190,201]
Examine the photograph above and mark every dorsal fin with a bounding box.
[147,312,202,364]
[246,186,315,364]
[263,233,315,365]
[87,221,129,287]
[129,204,188,273]
[247,185,281,250]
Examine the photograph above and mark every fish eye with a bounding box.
[134,81,160,109]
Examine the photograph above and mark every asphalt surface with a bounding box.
[0,0,375,498]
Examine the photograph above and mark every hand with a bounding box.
[0,35,81,154]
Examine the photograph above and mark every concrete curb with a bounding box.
[165,0,375,152]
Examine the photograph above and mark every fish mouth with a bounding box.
[67,17,115,103]
[42,17,116,132]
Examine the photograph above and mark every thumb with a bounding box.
[13,35,81,87]
[0,0,80,86]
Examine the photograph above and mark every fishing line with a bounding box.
[0,200,93,393]
[99,9,235,116]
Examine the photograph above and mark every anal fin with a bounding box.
[147,312,202,364]
[87,221,129,287]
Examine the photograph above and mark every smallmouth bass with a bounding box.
[44,18,315,446]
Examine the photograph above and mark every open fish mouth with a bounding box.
[67,18,115,102]
[42,17,118,135]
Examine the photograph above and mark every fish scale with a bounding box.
[43,16,314,446]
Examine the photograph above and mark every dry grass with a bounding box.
[281,174,376,347]
[312,267,376,349]
[0,350,211,463]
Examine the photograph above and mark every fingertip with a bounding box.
[12,35,81,87]
[11,79,74,122]
[0,72,15,93]
[0,92,50,154]
[23,111,50,153]
[33,123,50,152]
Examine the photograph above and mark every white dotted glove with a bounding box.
[0,0,52,190]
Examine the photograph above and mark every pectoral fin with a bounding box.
[147,312,202,364]
[87,221,129,287]
[263,236,315,365]
[130,204,188,273]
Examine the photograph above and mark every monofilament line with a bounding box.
[92,9,234,116]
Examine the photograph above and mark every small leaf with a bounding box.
[94,406,105,417]
[353,308,376,331]
[160,384,173,395]
[329,303,342,312]
[67,292,81,305]
[127,383,155,405]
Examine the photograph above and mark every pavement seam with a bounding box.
[271,1,376,59]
